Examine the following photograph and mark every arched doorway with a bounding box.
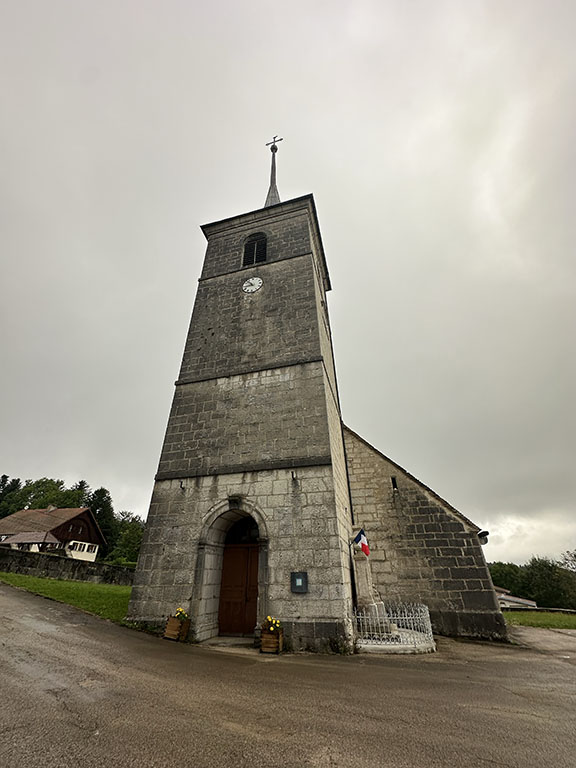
[218,517,259,635]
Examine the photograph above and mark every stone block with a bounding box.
[460,590,500,611]
[450,567,485,581]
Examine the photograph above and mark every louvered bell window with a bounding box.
[243,233,267,267]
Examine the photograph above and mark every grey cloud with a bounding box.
[1,1,574,564]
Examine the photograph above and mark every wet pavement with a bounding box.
[508,624,576,658]
[1,583,575,768]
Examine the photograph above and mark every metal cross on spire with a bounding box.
[266,135,283,150]
[264,135,283,207]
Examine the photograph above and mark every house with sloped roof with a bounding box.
[493,585,537,609]
[0,506,106,562]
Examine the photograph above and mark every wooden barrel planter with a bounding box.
[163,616,191,642]
[260,629,283,654]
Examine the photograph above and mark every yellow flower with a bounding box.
[267,616,271,621]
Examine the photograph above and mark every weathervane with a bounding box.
[264,135,283,207]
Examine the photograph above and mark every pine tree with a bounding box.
[0,475,22,518]
[107,511,145,564]
[88,487,118,557]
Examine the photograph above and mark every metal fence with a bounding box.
[354,603,435,653]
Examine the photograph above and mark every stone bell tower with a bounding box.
[128,139,355,650]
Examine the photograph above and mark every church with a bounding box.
[127,140,506,649]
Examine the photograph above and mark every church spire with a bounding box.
[264,135,283,207]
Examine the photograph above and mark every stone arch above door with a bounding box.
[192,498,269,642]
[200,498,269,546]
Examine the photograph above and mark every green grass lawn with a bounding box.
[0,572,132,623]
[504,610,576,629]
[4,571,575,632]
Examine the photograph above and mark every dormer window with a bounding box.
[243,233,267,266]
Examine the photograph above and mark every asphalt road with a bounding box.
[1,585,574,768]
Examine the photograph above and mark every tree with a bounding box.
[106,511,145,565]
[0,475,22,518]
[0,477,90,519]
[520,557,576,610]
[0,474,21,501]
[559,549,576,573]
[71,480,92,507]
[490,558,576,610]
[488,562,524,594]
[88,487,118,558]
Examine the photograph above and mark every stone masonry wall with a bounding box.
[343,427,507,640]
[199,197,327,286]
[323,388,354,619]
[127,467,354,651]
[179,256,322,384]
[311,228,354,616]
[129,195,354,650]
[157,361,332,480]
[0,547,134,586]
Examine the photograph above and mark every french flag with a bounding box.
[353,529,370,556]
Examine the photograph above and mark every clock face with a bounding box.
[242,276,263,293]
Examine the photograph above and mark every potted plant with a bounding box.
[260,616,283,654]
[164,607,191,641]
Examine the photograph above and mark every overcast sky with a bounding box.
[1,1,574,564]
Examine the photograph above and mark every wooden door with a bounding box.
[218,543,259,635]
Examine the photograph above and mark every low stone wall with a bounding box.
[0,547,134,586]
